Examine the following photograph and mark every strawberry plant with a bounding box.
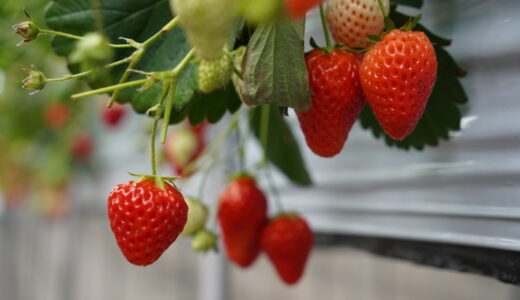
[11,0,467,283]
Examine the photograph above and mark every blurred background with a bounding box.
[2,0,520,299]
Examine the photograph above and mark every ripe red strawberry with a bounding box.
[102,100,126,127]
[285,0,323,19]
[218,175,267,267]
[327,0,389,48]
[261,213,313,285]
[71,132,93,161]
[360,29,438,140]
[297,49,364,157]
[44,103,70,130]
[107,179,188,266]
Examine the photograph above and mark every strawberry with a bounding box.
[164,123,206,176]
[261,213,313,285]
[44,103,70,130]
[360,29,438,140]
[234,0,283,24]
[102,100,126,127]
[327,0,389,48]
[297,49,364,157]
[180,197,208,236]
[71,132,93,161]
[197,51,233,93]
[218,175,267,267]
[107,179,188,266]
[285,0,323,19]
[171,0,237,61]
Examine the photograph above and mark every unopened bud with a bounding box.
[13,21,40,46]
[22,68,46,94]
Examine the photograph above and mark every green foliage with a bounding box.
[249,106,312,186]
[359,9,468,150]
[237,21,310,111]
[45,0,240,124]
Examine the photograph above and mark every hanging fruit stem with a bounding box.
[319,3,332,50]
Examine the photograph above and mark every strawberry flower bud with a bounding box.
[69,32,113,67]
[22,67,47,94]
[13,21,40,46]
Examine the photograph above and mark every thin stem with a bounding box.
[71,78,148,99]
[377,0,388,17]
[160,82,177,143]
[260,105,271,166]
[45,56,130,83]
[143,17,180,49]
[160,48,196,143]
[108,17,180,107]
[151,83,172,176]
[39,29,131,48]
[108,49,144,107]
[172,48,196,75]
[265,164,284,212]
[319,3,332,49]
[235,118,244,172]
[151,116,159,176]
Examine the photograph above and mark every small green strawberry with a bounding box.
[171,0,237,61]
[234,0,283,24]
[191,229,218,252]
[181,197,209,236]
[197,51,233,93]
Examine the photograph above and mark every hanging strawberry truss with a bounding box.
[12,0,467,285]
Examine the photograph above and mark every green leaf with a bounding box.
[45,0,196,111]
[238,21,310,111]
[359,10,468,150]
[187,84,242,125]
[249,105,312,186]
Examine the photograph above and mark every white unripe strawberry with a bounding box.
[327,0,389,48]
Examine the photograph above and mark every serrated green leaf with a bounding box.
[238,21,310,111]
[249,105,312,186]
[187,84,242,125]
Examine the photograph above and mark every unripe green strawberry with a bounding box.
[181,197,209,236]
[197,51,233,93]
[327,0,389,48]
[191,229,218,252]
[171,0,237,61]
[234,0,283,24]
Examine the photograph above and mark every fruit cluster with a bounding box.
[298,0,437,157]
[108,174,313,285]
[12,0,465,289]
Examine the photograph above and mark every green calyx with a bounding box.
[128,172,180,190]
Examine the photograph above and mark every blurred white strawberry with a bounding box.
[164,122,207,177]
[327,0,389,48]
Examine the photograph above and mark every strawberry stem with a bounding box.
[318,3,332,50]
[377,0,388,17]
[151,83,171,176]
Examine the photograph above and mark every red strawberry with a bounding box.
[107,179,188,266]
[327,0,389,48]
[44,103,70,130]
[71,132,93,161]
[261,213,313,285]
[218,175,267,267]
[102,100,126,127]
[360,29,438,140]
[285,0,322,19]
[297,49,365,157]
